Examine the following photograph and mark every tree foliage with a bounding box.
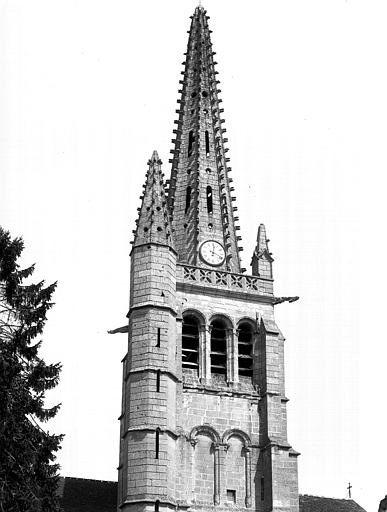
[0,228,63,511]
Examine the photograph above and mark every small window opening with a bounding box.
[203,109,208,115]
[185,186,192,213]
[238,323,253,377]
[205,130,210,156]
[260,477,265,501]
[155,501,160,512]
[210,320,227,375]
[207,186,213,214]
[206,168,211,174]
[191,109,195,115]
[227,490,236,503]
[157,227,162,232]
[191,91,197,98]
[182,315,199,371]
[187,169,191,174]
[155,428,160,459]
[156,328,161,347]
[144,227,149,232]
[202,90,208,98]
[188,131,195,157]
[156,370,161,392]
[208,223,213,229]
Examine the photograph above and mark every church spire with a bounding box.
[167,7,242,273]
[132,150,174,250]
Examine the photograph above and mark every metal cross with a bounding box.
[347,482,352,499]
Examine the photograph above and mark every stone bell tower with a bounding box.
[118,6,299,512]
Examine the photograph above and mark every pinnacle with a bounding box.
[251,223,273,277]
[255,224,272,255]
[257,224,268,250]
[132,152,174,250]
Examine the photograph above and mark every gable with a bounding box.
[300,494,367,512]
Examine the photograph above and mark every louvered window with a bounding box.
[238,323,253,377]
[210,320,227,375]
[182,315,199,370]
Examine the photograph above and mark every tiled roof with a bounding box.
[58,477,117,512]
[58,478,367,512]
[300,494,367,512]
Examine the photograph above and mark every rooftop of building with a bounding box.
[58,477,367,512]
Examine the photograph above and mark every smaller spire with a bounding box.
[257,224,269,252]
[251,223,273,278]
[132,152,175,250]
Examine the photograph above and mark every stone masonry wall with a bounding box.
[174,281,298,512]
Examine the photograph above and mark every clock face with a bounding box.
[199,240,225,266]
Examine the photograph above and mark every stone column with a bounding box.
[226,327,235,384]
[213,443,221,505]
[207,324,213,382]
[199,323,207,382]
[243,446,252,507]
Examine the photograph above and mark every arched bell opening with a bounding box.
[182,314,200,375]
[237,322,253,379]
[210,319,227,378]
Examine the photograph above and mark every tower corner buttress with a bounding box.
[118,151,180,512]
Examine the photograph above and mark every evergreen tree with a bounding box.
[0,227,63,511]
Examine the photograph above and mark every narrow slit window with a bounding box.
[210,320,227,376]
[155,501,160,512]
[205,130,210,156]
[206,186,213,214]
[156,328,161,347]
[185,186,192,213]
[238,323,253,378]
[155,429,160,459]
[261,477,265,501]
[182,315,199,372]
[156,370,161,392]
[188,131,195,157]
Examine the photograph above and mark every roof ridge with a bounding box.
[62,476,117,484]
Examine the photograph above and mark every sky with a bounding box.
[1,1,386,510]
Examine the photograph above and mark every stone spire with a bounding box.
[167,6,242,273]
[251,223,273,278]
[132,150,174,249]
